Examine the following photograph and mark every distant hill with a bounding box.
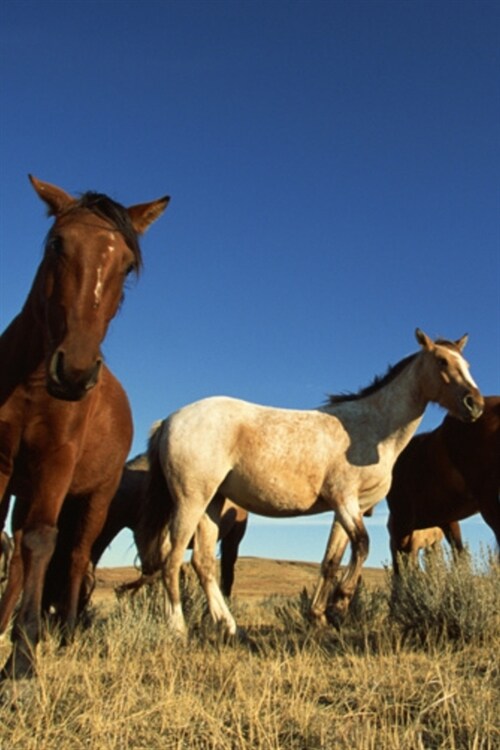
[94,557,386,607]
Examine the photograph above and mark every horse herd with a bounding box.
[0,177,497,679]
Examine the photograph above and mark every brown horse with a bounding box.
[387,395,500,573]
[42,452,248,612]
[0,176,168,679]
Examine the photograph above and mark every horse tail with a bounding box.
[134,420,173,575]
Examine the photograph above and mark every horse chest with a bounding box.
[358,473,393,510]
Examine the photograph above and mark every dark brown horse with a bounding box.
[42,452,248,612]
[0,176,168,679]
[387,395,500,573]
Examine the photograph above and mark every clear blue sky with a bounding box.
[1,1,499,569]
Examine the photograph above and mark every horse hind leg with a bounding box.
[191,497,237,637]
[161,499,211,637]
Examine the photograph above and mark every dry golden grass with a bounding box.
[0,554,498,749]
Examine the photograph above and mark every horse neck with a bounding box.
[0,303,45,401]
[375,354,432,453]
[330,355,429,458]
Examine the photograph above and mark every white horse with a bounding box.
[140,329,483,637]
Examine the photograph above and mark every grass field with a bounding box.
[0,552,498,749]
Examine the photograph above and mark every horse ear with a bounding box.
[127,196,170,234]
[455,333,468,351]
[415,328,433,350]
[29,175,75,216]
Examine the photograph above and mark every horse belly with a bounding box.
[219,470,324,518]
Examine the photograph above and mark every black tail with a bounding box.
[134,420,173,575]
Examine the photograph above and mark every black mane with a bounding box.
[326,337,464,406]
[326,353,418,405]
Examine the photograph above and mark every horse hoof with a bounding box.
[328,594,351,622]
[308,608,329,628]
[235,627,260,652]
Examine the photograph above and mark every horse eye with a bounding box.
[437,356,448,369]
[125,263,135,276]
[49,236,63,254]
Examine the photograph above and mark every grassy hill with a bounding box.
[94,557,386,605]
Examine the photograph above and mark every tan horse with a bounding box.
[402,526,446,562]
[139,329,483,637]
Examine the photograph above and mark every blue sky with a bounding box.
[1,0,499,569]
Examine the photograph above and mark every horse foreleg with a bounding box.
[442,520,464,557]
[387,513,409,576]
[329,499,369,618]
[1,523,58,680]
[478,490,500,559]
[310,519,349,626]
[63,487,117,631]
[192,508,237,636]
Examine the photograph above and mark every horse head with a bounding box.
[29,176,169,401]
[415,328,484,422]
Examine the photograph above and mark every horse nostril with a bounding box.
[463,394,483,420]
[49,350,65,385]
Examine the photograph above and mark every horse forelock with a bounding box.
[434,338,463,354]
[325,353,418,406]
[46,191,143,273]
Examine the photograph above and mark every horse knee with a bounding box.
[23,524,58,560]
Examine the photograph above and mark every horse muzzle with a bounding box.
[47,349,103,401]
[462,392,484,422]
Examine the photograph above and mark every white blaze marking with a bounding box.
[94,266,103,307]
[93,235,116,307]
[450,351,478,388]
